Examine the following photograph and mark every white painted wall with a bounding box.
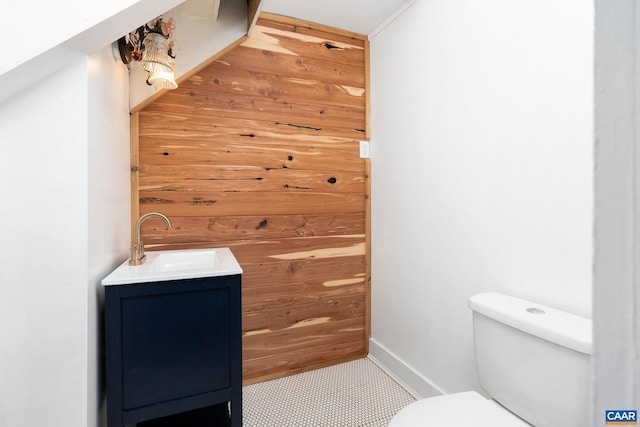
[0,45,130,427]
[0,57,90,427]
[87,46,132,427]
[369,0,593,397]
[593,0,640,420]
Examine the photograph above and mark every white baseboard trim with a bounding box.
[368,338,445,400]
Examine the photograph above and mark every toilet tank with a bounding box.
[468,293,591,427]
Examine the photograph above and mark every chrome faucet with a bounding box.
[129,212,172,266]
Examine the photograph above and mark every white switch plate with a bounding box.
[359,141,370,158]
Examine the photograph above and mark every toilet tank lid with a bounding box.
[468,292,592,355]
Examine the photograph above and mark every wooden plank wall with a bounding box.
[134,13,369,382]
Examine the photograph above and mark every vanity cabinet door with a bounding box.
[105,275,242,427]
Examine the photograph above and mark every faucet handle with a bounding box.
[129,242,146,266]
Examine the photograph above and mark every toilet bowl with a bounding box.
[388,292,592,427]
[389,391,529,427]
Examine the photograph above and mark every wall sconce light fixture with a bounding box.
[117,17,178,90]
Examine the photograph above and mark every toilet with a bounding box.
[389,292,592,427]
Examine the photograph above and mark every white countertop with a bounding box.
[102,247,243,286]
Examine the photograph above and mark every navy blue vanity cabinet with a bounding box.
[105,275,242,427]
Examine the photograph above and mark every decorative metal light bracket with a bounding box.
[117,17,178,90]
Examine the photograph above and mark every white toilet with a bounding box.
[389,292,592,427]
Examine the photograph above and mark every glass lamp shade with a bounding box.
[140,32,178,90]
[140,32,174,75]
[147,70,178,90]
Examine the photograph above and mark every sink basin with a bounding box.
[102,248,242,286]
[153,250,220,273]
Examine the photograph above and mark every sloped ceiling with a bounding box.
[176,0,221,20]
[261,0,415,35]
[131,0,416,108]
[129,0,247,108]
